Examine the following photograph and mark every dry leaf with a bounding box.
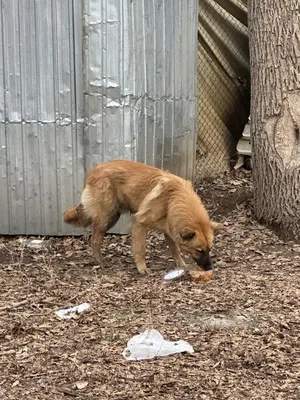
[102,283,115,288]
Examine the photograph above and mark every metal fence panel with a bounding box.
[0,0,85,235]
[83,0,198,234]
[0,0,198,236]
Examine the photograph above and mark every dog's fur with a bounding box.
[63,160,222,274]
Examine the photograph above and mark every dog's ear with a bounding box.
[180,228,195,240]
[211,221,223,233]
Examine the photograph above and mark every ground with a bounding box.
[1,169,300,400]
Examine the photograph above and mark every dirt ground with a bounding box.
[1,169,300,400]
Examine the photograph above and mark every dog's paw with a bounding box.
[93,253,104,264]
[137,266,151,275]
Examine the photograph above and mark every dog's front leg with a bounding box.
[131,222,150,275]
[164,232,186,268]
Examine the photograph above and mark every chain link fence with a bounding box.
[196,0,250,181]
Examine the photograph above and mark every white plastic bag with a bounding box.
[55,303,90,320]
[122,329,194,361]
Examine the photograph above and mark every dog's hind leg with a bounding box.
[91,220,105,265]
[91,211,120,266]
[164,232,186,268]
[131,222,150,275]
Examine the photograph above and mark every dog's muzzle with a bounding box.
[193,253,212,271]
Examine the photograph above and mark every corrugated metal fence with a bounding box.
[0,0,198,236]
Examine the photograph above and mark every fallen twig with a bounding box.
[0,299,29,313]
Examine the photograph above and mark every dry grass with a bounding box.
[1,169,300,399]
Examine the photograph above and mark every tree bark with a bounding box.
[248,1,300,240]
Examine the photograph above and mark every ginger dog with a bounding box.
[63,160,222,274]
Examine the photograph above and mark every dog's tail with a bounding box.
[63,203,93,228]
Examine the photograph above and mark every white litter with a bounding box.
[74,381,89,390]
[26,239,46,249]
[122,329,194,361]
[163,269,186,281]
[55,303,90,320]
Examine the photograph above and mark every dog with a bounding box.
[63,160,222,274]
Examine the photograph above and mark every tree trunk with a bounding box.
[248,1,300,240]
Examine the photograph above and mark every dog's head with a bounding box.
[179,221,223,270]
